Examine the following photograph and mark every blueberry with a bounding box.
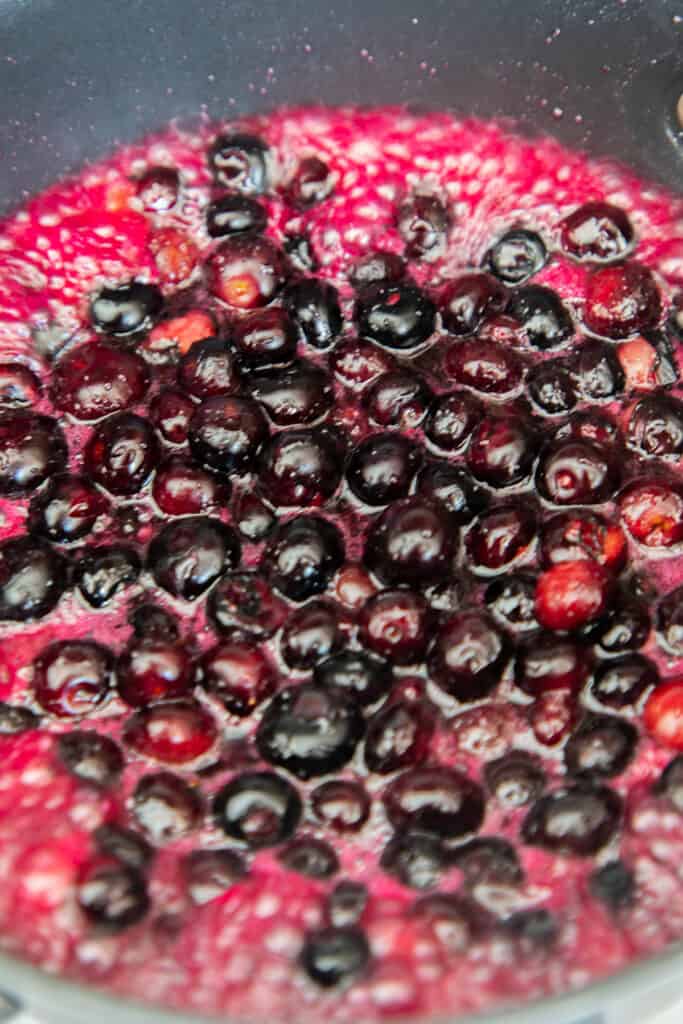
[148,517,240,601]
[363,497,454,586]
[262,515,344,602]
[248,361,333,426]
[0,703,40,735]
[0,536,67,621]
[429,612,509,702]
[591,655,658,709]
[133,771,203,843]
[564,714,638,780]
[75,545,141,608]
[94,824,154,872]
[416,462,489,525]
[354,282,436,350]
[311,781,370,833]
[485,229,547,284]
[284,233,318,273]
[349,251,405,289]
[208,133,269,194]
[313,650,393,707]
[589,859,636,911]
[278,838,339,879]
[206,195,267,237]
[380,832,448,890]
[213,771,301,847]
[325,881,368,926]
[452,837,523,886]
[0,412,67,496]
[383,766,485,838]
[571,340,625,402]
[484,574,540,636]
[364,700,434,774]
[527,360,577,415]
[84,413,159,496]
[28,474,108,543]
[90,282,163,336]
[284,279,342,350]
[208,571,287,639]
[182,849,248,904]
[300,926,370,987]
[507,286,573,349]
[57,731,123,788]
[522,785,622,855]
[232,308,298,369]
[347,433,422,506]
[189,396,269,475]
[77,861,149,930]
[484,752,546,809]
[439,272,507,336]
[425,391,483,452]
[503,909,559,952]
[285,156,334,208]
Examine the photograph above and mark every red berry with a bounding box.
[124,699,217,764]
[149,228,198,286]
[515,636,589,696]
[51,342,149,421]
[583,262,661,340]
[32,641,113,717]
[644,681,683,750]
[540,511,626,572]
[535,561,611,631]
[444,338,523,396]
[560,202,634,262]
[201,641,276,717]
[152,457,226,516]
[530,689,577,747]
[117,640,196,707]
[359,589,430,665]
[619,480,683,548]
[206,236,285,309]
[150,388,196,445]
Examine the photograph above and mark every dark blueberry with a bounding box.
[560,202,634,262]
[133,771,203,843]
[232,491,276,541]
[189,395,269,475]
[207,236,286,310]
[522,785,622,855]
[213,770,301,847]
[51,342,149,421]
[364,699,434,774]
[380,832,448,890]
[208,570,286,639]
[554,409,620,448]
[0,412,67,496]
[284,279,342,350]
[284,233,318,273]
[57,731,123,788]
[0,363,41,408]
[28,474,108,543]
[484,752,546,809]
[589,860,636,911]
[279,837,339,879]
[259,428,343,508]
[0,703,40,734]
[536,440,619,505]
[249,361,333,426]
[466,415,537,488]
[326,881,368,927]
[359,589,430,665]
[94,824,154,872]
[85,413,159,495]
[467,502,537,572]
[452,837,523,886]
[383,766,485,838]
[314,650,393,707]
[285,156,334,207]
[347,433,422,506]
[584,262,661,340]
[439,272,507,336]
[349,251,405,289]
[32,640,112,717]
[354,281,436,350]
[503,909,559,952]
[300,926,370,987]
[659,756,683,813]
[657,585,683,656]
[429,611,509,701]
[262,515,345,602]
[444,339,523,397]
[590,596,651,655]
[117,639,195,707]
[564,714,638,780]
[77,861,149,930]
[129,603,179,643]
[135,165,179,212]
[280,599,344,670]
[177,337,238,399]
[75,545,141,608]
[411,893,483,950]
[311,781,371,833]
[364,369,432,428]
[591,655,658,709]
[627,395,683,459]
[256,683,364,780]
[485,229,547,284]
[148,517,240,601]
[485,574,540,637]
[232,308,298,369]
[417,462,488,525]
[571,340,625,401]
[515,635,589,697]
[208,133,269,194]
[425,391,483,453]
[364,497,454,586]
[527,360,577,415]
[507,286,573,350]
[206,195,267,238]
[150,387,196,445]
[183,849,248,904]
[397,193,450,261]
[152,457,227,516]
[201,641,276,716]
[90,282,163,336]
[0,536,67,621]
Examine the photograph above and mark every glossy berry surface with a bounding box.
[90,282,163,336]
[383,766,485,838]
[583,262,661,339]
[201,641,275,716]
[439,272,507,335]
[560,202,634,262]
[85,413,159,495]
[354,282,436,350]
[189,395,268,474]
[0,536,67,620]
[148,517,240,601]
[28,474,108,543]
[507,285,573,350]
[0,412,67,496]
[51,342,149,420]
[207,236,286,309]
[485,229,547,284]
[32,640,113,717]
[522,785,622,855]
[261,515,344,602]
[364,497,454,586]
[347,433,421,506]
[429,611,509,701]
[213,771,301,847]
[359,589,430,665]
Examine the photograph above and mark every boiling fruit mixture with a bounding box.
[0,106,681,1021]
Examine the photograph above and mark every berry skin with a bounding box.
[249,361,333,427]
[485,574,540,637]
[627,395,683,459]
[397,193,450,261]
[262,515,345,602]
[129,604,179,643]
[232,307,298,369]
[425,391,483,453]
[584,262,662,340]
[57,731,123,788]
[206,195,267,238]
[326,880,368,927]
[507,286,574,350]
[0,363,42,409]
[0,536,68,621]
[177,338,239,399]
[354,281,436,350]
[135,165,179,212]
[201,641,275,716]
[300,927,370,987]
[152,457,226,517]
[284,279,342,350]
[383,765,486,838]
[540,511,626,573]
[90,282,163,336]
[150,388,196,445]
[515,636,589,696]
[124,699,217,764]
[536,440,619,506]
[444,338,523,397]
[208,133,269,193]
[527,360,577,416]
[364,699,434,774]
[380,832,448,890]
[484,752,546,809]
[589,860,636,912]
[485,229,547,284]
[259,428,343,508]
[206,236,286,310]
[359,589,430,665]
[429,611,509,701]
[416,462,488,525]
[183,849,247,905]
[364,369,432,428]
[572,340,625,402]
[363,497,454,587]
[564,714,638,780]
[94,824,154,873]
[619,480,683,548]
[466,415,537,489]
[0,704,40,735]
[232,492,276,542]
[644,681,683,750]
[314,650,392,706]
[77,860,149,931]
[522,785,622,856]
[657,586,683,656]
[0,412,67,496]
[148,517,240,601]
[280,599,344,670]
[51,342,149,421]
[530,689,578,748]
[189,395,269,475]
[85,413,159,496]
[591,655,659,710]
[28,474,108,543]
[117,640,195,707]
[75,545,141,608]
[535,561,612,632]
[439,272,507,335]
[560,202,634,262]
[349,251,405,289]
[256,683,364,780]
[311,781,371,833]
[32,640,113,717]
[208,571,287,639]
[589,592,650,655]
[213,771,301,847]
[133,771,203,843]
[346,433,422,507]
[278,838,339,879]
[467,502,536,572]
[331,338,396,390]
